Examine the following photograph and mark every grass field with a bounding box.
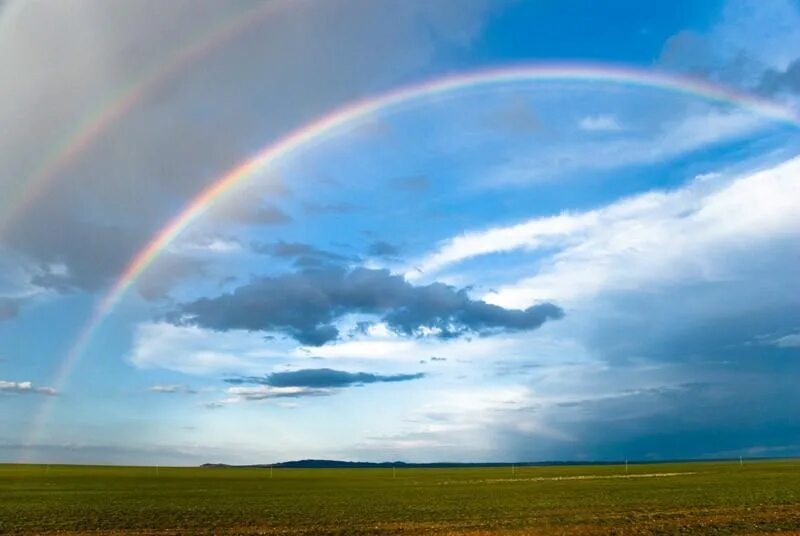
[2,460,800,535]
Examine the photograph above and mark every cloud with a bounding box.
[412,155,800,307]
[0,380,56,395]
[147,384,197,394]
[658,0,800,89]
[128,322,288,375]
[759,58,800,94]
[367,241,399,258]
[172,266,563,346]
[578,114,621,132]
[487,156,800,307]
[135,255,206,301]
[251,241,354,267]
[225,385,330,401]
[0,0,498,293]
[0,297,20,321]
[225,368,425,389]
[763,331,800,348]
[477,108,769,188]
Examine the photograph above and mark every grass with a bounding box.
[2,460,800,534]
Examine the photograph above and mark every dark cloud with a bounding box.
[1,0,498,293]
[0,297,20,322]
[226,368,425,389]
[172,266,564,346]
[759,58,800,94]
[251,241,353,267]
[5,210,141,292]
[367,241,399,257]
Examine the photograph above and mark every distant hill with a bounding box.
[202,459,639,469]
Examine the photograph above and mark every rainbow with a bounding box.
[0,0,295,236]
[23,63,800,454]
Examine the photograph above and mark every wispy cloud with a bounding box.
[225,385,331,401]
[147,384,197,395]
[478,109,768,188]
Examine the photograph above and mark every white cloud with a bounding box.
[412,155,800,307]
[578,114,621,131]
[766,332,800,348]
[0,380,56,395]
[128,322,289,375]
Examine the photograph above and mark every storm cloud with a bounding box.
[0,0,498,294]
[172,267,564,345]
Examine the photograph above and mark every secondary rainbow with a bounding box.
[0,0,296,236]
[24,63,800,453]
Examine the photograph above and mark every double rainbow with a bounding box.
[0,0,295,236]
[24,63,800,453]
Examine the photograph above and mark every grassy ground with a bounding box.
[2,460,800,535]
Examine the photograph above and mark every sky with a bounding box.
[1,0,799,465]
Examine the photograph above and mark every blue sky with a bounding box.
[1,0,799,465]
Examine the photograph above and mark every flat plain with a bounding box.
[2,460,800,535]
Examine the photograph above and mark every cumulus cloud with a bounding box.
[0,380,56,395]
[171,267,563,346]
[225,368,425,389]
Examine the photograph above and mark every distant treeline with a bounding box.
[200,457,785,469]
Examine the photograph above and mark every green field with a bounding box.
[3,460,800,535]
